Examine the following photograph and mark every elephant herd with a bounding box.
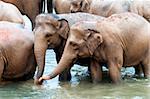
[0,0,149,85]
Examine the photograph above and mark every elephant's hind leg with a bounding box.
[141,55,150,78]
[23,52,36,80]
[0,56,4,82]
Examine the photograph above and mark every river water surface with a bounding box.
[0,50,149,99]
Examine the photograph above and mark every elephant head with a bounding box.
[33,14,70,84]
[38,24,103,82]
[70,0,91,13]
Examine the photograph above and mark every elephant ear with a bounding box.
[84,29,103,56]
[57,19,70,39]
[81,0,90,12]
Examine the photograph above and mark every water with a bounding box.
[0,50,149,98]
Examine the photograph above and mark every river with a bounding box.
[0,50,149,98]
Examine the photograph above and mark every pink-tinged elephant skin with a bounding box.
[53,0,73,13]
[1,0,43,27]
[0,1,24,25]
[33,12,104,85]
[70,0,150,22]
[39,13,150,84]
[0,22,36,83]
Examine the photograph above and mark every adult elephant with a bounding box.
[33,12,104,84]
[70,0,150,22]
[38,13,150,84]
[1,0,43,27]
[0,21,36,82]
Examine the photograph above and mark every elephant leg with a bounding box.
[141,56,150,78]
[108,61,122,84]
[90,60,102,83]
[134,64,143,78]
[24,53,36,80]
[0,57,4,82]
[58,67,71,81]
[47,0,53,13]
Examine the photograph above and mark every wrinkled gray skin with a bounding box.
[0,22,36,83]
[34,12,104,84]
[39,13,150,84]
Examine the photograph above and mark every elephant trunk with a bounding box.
[34,37,48,79]
[48,51,76,79]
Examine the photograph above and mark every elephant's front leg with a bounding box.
[90,59,102,83]
[58,67,72,81]
[108,61,122,84]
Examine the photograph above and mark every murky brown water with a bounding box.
[0,50,149,98]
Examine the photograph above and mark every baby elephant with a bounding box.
[0,22,36,83]
[39,13,150,84]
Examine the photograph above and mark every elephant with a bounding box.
[1,0,43,27]
[53,0,73,13]
[0,21,36,83]
[0,1,24,26]
[70,0,150,22]
[33,12,104,84]
[38,13,150,84]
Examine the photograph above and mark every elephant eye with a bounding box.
[73,3,78,7]
[69,41,79,50]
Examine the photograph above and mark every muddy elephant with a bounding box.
[1,0,43,27]
[0,21,36,83]
[39,13,150,84]
[70,0,150,22]
[53,0,73,13]
[33,12,104,84]
[0,1,24,26]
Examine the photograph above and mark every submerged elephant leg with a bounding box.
[141,56,150,78]
[108,61,122,84]
[58,67,71,81]
[90,60,102,83]
[134,64,143,78]
[24,53,36,80]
